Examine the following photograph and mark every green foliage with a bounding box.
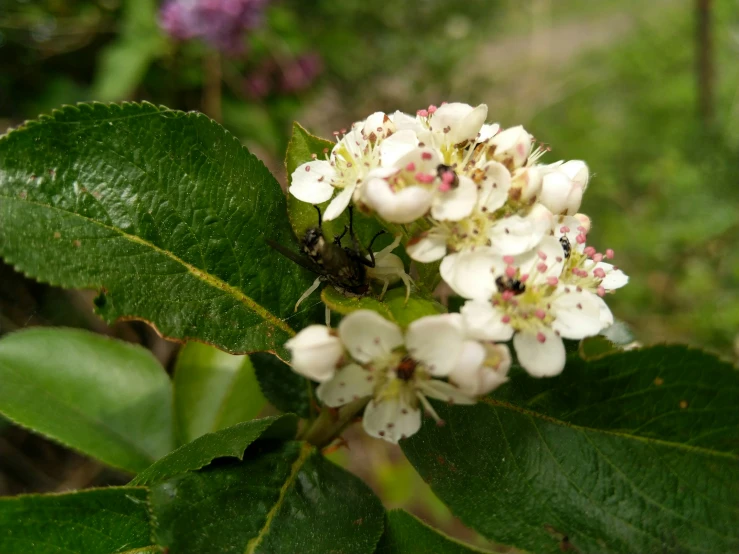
[252,351,313,419]
[528,5,739,354]
[0,327,173,473]
[131,415,297,486]
[0,487,155,554]
[402,346,739,553]
[377,510,488,554]
[0,102,319,357]
[173,342,266,445]
[151,441,384,553]
[322,287,445,328]
[91,0,167,101]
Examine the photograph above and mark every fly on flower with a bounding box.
[268,205,411,310]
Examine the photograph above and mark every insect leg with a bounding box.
[358,230,387,268]
[334,225,349,246]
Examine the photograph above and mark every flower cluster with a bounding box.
[286,310,510,443]
[159,0,268,54]
[287,102,627,442]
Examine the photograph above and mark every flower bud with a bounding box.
[538,169,574,214]
[285,325,343,382]
[510,166,542,202]
[489,125,532,169]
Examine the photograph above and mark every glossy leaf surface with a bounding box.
[376,510,488,554]
[0,328,173,472]
[252,351,313,419]
[173,342,266,445]
[0,487,155,554]
[402,346,739,553]
[0,102,317,357]
[130,415,297,486]
[150,441,384,554]
[322,287,445,328]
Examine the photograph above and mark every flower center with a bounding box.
[394,356,417,381]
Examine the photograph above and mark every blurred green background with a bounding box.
[1,0,737,547]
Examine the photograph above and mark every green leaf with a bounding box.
[130,415,297,486]
[0,487,155,554]
[251,352,313,419]
[322,287,445,327]
[376,510,488,554]
[173,342,266,445]
[91,0,166,101]
[0,328,173,473]
[402,346,739,553]
[0,102,318,357]
[150,441,384,554]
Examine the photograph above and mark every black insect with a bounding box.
[495,276,526,295]
[436,164,459,188]
[267,205,384,296]
[559,236,571,259]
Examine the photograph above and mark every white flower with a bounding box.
[361,147,477,223]
[489,125,533,169]
[552,215,628,326]
[309,310,479,443]
[537,161,588,215]
[289,113,417,221]
[425,102,489,146]
[448,342,511,396]
[460,236,614,377]
[285,325,344,382]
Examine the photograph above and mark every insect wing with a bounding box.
[266,238,327,276]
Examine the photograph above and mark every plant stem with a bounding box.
[696,0,714,126]
[203,51,222,122]
[300,397,369,448]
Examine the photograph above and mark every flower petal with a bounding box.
[460,300,514,341]
[431,175,477,221]
[418,379,476,405]
[323,182,356,221]
[513,235,565,284]
[430,103,488,144]
[552,288,608,339]
[513,328,566,377]
[380,129,419,168]
[316,363,375,407]
[478,123,500,142]
[285,325,343,382]
[596,262,629,290]
[488,204,554,256]
[407,314,465,376]
[363,178,432,223]
[449,342,510,396]
[539,169,573,215]
[441,250,504,300]
[362,111,394,140]
[560,160,589,190]
[289,160,336,204]
[476,161,511,212]
[338,310,403,364]
[363,397,421,443]
[490,125,532,168]
[406,232,448,263]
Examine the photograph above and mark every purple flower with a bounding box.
[280,53,323,94]
[159,0,268,54]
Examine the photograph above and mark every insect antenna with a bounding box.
[313,204,323,227]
